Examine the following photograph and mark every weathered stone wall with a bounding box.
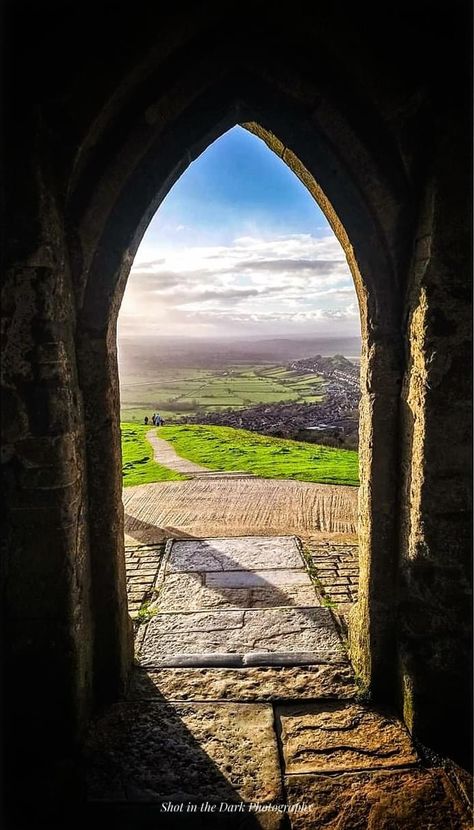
[1,126,94,798]
[1,1,471,806]
[398,116,472,765]
[76,321,134,706]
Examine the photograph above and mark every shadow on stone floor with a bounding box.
[125,514,200,544]
[127,532,332,631]
[82,671,278,829]
[153,536,321,616]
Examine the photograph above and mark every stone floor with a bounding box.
[85,535,472,828]
[125,538,359,619]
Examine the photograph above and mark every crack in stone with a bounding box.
[291,745,410,759]
[289,715,365,733]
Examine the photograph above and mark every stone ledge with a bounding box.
[127,665,357,701]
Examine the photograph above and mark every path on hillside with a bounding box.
[147,428,254,478]
[124,430,359,544]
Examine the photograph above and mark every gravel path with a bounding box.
[124,431,358,544]
[147,429,254,479]
[147,429,208,475]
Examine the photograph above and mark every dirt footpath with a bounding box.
[123,476,358,545]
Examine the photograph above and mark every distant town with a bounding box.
[118,336,361,451]
[171,354,360,450]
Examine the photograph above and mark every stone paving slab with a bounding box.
[139,607,345,668]
[205,569,311,588]
[166,536,305,573]
[127,665,357,701]
[155,571,319,612]
[285,769,472,829]
[277,702,418,774]
[146,609,246,634]
[86,701,282,822]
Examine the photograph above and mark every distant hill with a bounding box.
[118,335,361,376]
[289,353,359,377]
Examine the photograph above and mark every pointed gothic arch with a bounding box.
[69,72,409,710]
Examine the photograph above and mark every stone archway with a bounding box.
[3,5,470,792]
[70,75,409,711]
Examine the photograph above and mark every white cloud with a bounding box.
[118,233,360,337]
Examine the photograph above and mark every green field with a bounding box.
[159,425,359,486]
[121,423,359,486]
[121,423,186,487]
[120,363,326,422]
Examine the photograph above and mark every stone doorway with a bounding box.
[3,5,471,825]
[78,105,470,827]
[4,8,471,820]
[77,113,404,717]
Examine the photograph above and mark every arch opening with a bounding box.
[74,105,404,713]
[118,125,362,671]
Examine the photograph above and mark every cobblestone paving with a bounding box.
[125,543,165,616]
[302,540,359,619]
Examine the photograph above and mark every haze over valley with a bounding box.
[119,334,361,450]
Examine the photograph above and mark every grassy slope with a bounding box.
[121,423,186,487]
[160,424,359,486]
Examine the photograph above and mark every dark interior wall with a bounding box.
[1,105,94,795]
[1,0,471,793]
[398,112,472,761]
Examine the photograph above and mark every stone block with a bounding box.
[205,570,311,588]
[86,701,282,822]
[146,609,245,634]
[166,536,304,573]
[277,702,417,773]
[155,572,318,612]
[319,587,345,597]
[285,769,472,829]
[127,665,357,701]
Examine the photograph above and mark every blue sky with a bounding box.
[119,125,359,338]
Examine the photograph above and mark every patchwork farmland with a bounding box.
[120,363,326,422]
